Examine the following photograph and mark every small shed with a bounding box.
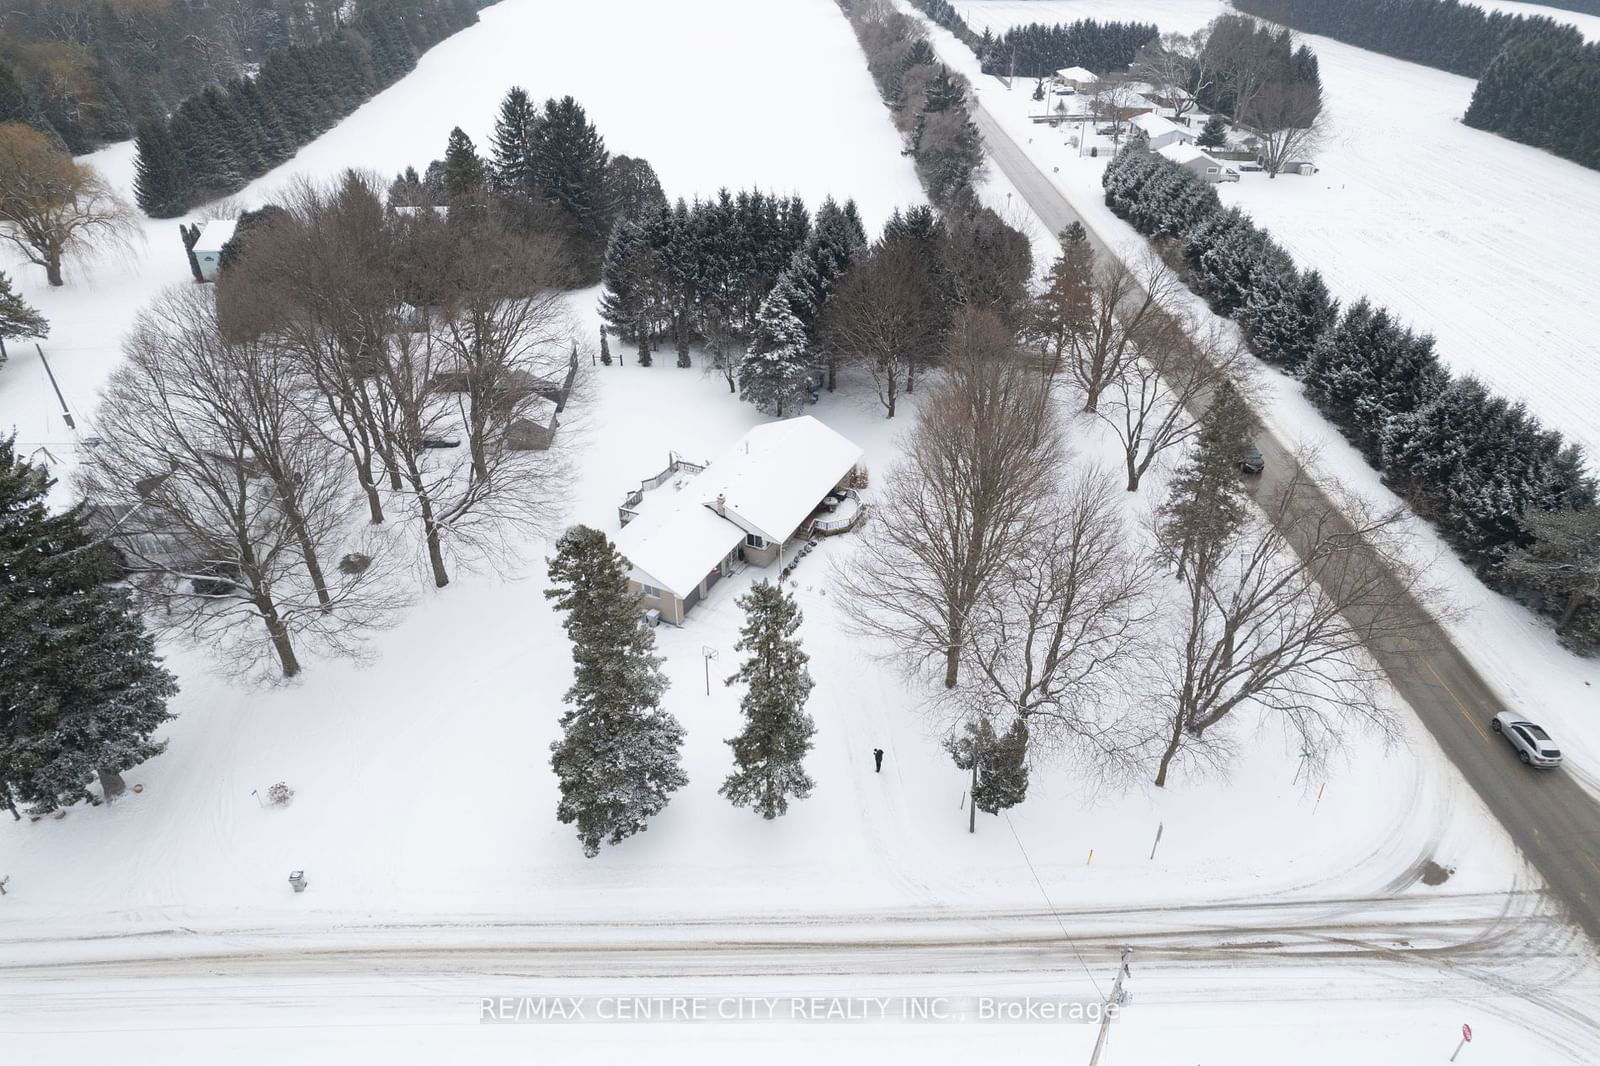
[1129,112,1196,152]
[191,220,237,282]
[1055,66,1099,92]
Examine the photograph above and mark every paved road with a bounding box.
[972,101,1600,944]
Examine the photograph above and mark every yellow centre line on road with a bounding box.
[1422,660,1491,743]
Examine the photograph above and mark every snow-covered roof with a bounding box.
[195,219,237,252]
[694,416,863,544]
[613,500,745,601]
[1158,143,1217,166]
[1131,113,1187,139]
[1056,66,1098,83]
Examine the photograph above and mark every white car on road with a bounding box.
[1491,712,1563,768]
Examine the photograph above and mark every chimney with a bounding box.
[715,493,726,515]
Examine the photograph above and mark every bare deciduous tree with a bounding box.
[1242,80,1325,178]
[0,121,135,286]
[959,467,1157,762]
[78,289,399,680]
[1145,459,1432,786]
[835,310,1062,689]
[1068,256,1184,414]
[1133,32,1210,122]
[1100,314,1254,492]
[822,240,938,419]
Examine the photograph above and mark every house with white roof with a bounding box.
[612,416,864,624]
[1054,66,1098,92]
[1158,142,1239,183]
[190,219,237,282]
[1129,112,1196,152]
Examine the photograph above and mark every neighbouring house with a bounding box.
[613,416,864,625]
[1158,143,1240,183]
[189,219,237,282]
[1129,112,1197,152]
[1055,65,1098,92]
[506,397,559,451]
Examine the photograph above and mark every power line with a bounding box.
[1001,810,1104,999]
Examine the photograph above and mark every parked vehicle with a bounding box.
[1491,712,1563,767]
[1239,445,1265,475]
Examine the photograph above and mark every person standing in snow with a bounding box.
[873,748,884,773]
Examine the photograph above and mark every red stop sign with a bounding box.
[1463,1024,1473,1042]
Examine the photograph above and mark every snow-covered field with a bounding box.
[956,0,1600,464]
[3,0,1599,1061]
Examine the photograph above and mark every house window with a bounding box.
[641,583,665,599]
[1206,166,1219,174]
[745,533,766,549]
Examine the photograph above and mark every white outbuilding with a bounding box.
[1054,65,1099,92]
[1129,112,1196,152]
[1158,143,1240,183]
[190,219,237,282]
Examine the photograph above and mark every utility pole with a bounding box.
[1087,947,1132,1066]
[36,343,74,430]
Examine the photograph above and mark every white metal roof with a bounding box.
[695,416,863,544]
[195,219,237,252]
[1131,112,1188,139]
[613,500,744,601]
[1158,143,1213,166]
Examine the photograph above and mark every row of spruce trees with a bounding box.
[133,0,486,218]
[0,437,177,818]
[0,0,374,154]
[1235,0,1600,171]
[908,0,1158,79]
[1102,145,1600,645]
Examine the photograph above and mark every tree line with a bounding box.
[0,0,434,154]
[1237,0,1600,171]
[386,88,646,281]
[133,0,486,218]
[907,1,1158,79]
[1102,145,1600,648]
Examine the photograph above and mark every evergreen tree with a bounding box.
[944,714,1030,832]
[600,328,612,366]
[599,220,649,342]
[0,270,48,368]
[719,582,817,819]
[544,526,687,857]
[1156,379,1254,578]
[1029,222,1096,373]
[441,126,487,201]
[739,275,815,417]
[489,86,540,197]
[530,95,615,248]
[784,196,869,349]
[605,155,668,223]
[1505,507,1600,651]
[1197,113,1229,148]
[133,121,192,219]
[0,436,177,817]
[1302,300,1450,458]
[923,66,965,112]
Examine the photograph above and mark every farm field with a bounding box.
[957,0,1600,462]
